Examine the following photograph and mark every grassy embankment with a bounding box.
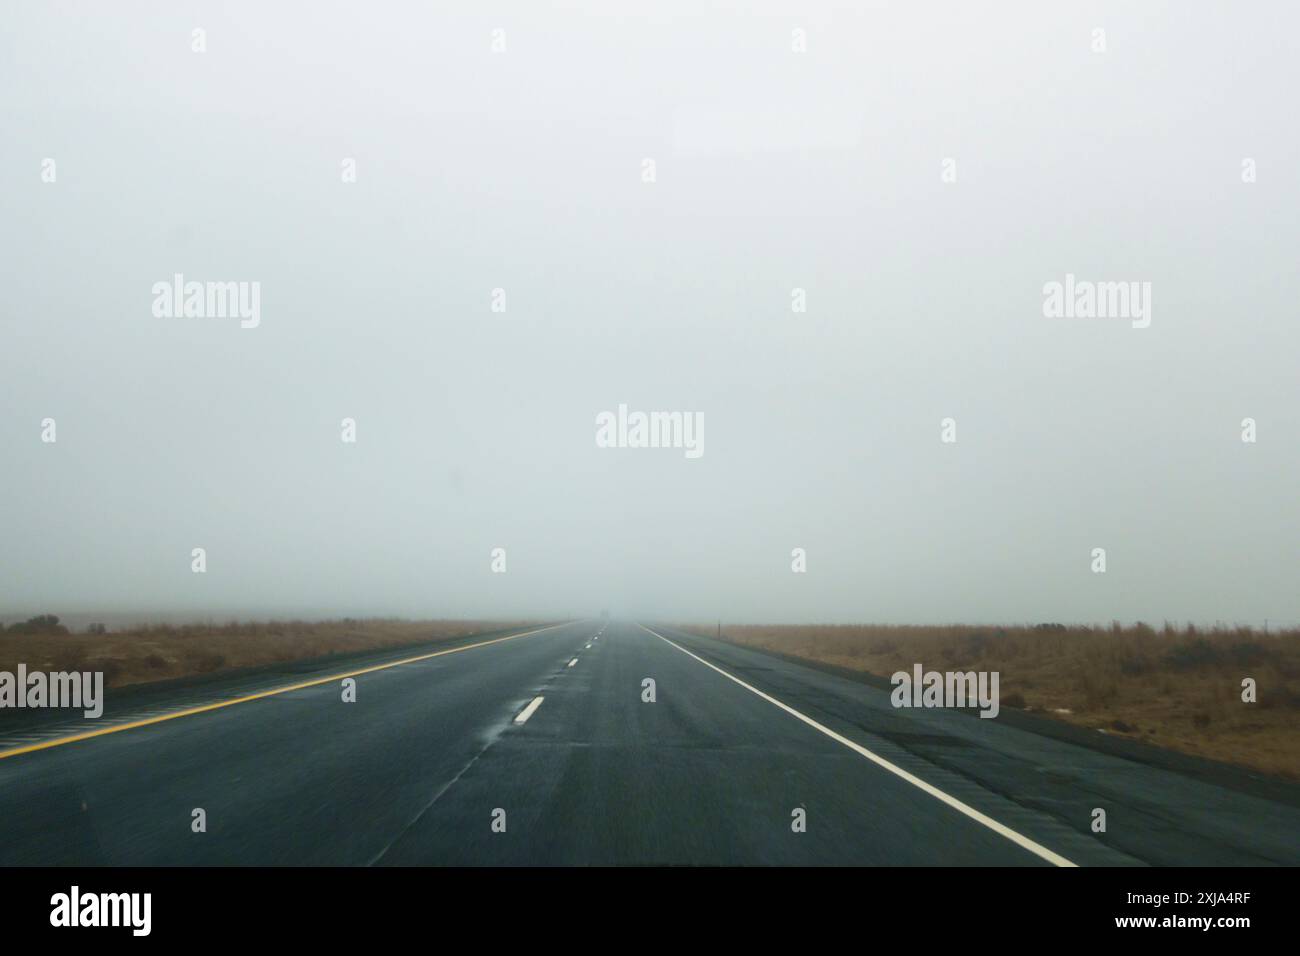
[0,618,540,689]
[683,622,1300,779]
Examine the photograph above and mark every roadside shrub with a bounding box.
[193,652,227,673]
[1165,638,1221,670]
[7,614,69,635]
[91,659,124,684]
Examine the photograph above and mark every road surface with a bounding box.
[0,620,1296,865]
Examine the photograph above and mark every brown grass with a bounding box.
[682,622,1300,780]
[0,618,540,690]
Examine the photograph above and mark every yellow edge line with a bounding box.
[0,622,570,762]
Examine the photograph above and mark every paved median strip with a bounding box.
[0,622,571,762]
[637,623,1077,868]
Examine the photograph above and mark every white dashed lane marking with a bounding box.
[514,696,545,724]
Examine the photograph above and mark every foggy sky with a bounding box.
[2,2,1297,627]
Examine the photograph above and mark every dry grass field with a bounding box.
[0,617,539,689]
[684,622,1300,780]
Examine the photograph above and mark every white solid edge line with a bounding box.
[514,696,545,724]
[567,658,579,667]
[637,624,1077,868]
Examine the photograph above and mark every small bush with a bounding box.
[193,653,227,673]
[1165,638,1221,670]
[92,659,124,684]
[7,614,69,635]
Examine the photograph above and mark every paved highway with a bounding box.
[0,620,1296,865]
